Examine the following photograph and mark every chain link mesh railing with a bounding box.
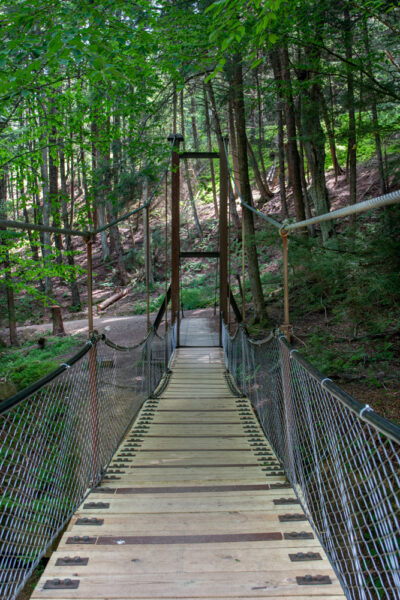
[0,323,177,600]
[222,322,400,600]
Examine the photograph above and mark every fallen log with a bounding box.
[97,288,129,313]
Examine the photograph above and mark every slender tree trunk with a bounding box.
[206,80,240,228]
[276,103,288,218]
[60,145,81,308]
[180,90,202,238]
[297,63,334,241]
[363,20,387,194]
[246,135,273,205]
[344,7,357,204]
[278,46,305,222]
[40,143,53,295]
[254,64,268,183]
[317,87,343,182]
[232,57,268,324]
[203,82,218,218]
[0,171,18,345]
[228,92,241,198]
[190,86,201,172]
[49,107,63,269]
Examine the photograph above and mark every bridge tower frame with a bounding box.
[167,134,229,346]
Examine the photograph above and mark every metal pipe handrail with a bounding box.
[283,189,400,232]
[0,334,100,415]
[275,333,400,444]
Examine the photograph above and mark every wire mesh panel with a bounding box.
[0,326,177,600]
[222,322,400,600]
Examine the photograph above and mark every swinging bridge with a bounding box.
[0,136,399,600]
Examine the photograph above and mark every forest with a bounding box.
[0,0,400,422]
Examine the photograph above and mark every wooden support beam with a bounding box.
[180,151,219,159]
[167,134,184,345]
[219,138,229,342]
[180,251,219,258]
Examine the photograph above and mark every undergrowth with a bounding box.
[0,335,85,391]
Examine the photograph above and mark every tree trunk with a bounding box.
[51,306,66,336]
[40,144,53,296]
[254,64,268,183]
[0,171,18,345]
[228,92,241,198]
[276,103,288,218]
[232,57,268,324]
[203,82,218,218]
[344,6,357,205]
[363,19,387,194]
[246,135,273,205]
[60,145,81,309]
[317,87,343,182]
[49,107,63,270]
[180,90,202,239]
[277,46,305,222]
[297,66,334,242]
[206,80,240,229]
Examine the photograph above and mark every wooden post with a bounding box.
[219,137,229,345]
[167,133,184,346]
[86,237,94,335]
[145,205,151,333]
[51,306,65,336]
[86,236,99,482]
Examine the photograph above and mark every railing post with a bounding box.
[167,133,184,347]
[86,236,99,483]
[241,326,246,394]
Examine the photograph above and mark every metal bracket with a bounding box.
[289,552,322,562]
[84,502,109,509]
[67,535,96,544]
[284,531,314,540]
[296,575,331,585]
[92,487,114,494]
[270,483,291,489]
[76,517,104,525]
[44,579,79,590]
[273,498,300,505]
[279,513,307,522]
[55,556,89,566]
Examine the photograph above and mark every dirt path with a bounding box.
[1,307,220,348]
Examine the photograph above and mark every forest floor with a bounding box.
[1,162,399,424]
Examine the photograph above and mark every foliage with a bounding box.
[0,335,84,390]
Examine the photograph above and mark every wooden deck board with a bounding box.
[32,345,345,600]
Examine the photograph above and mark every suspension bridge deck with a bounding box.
[31,347,345,600]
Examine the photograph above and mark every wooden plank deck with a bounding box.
[31,347,345,600]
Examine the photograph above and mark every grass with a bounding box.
[0,335,86,392]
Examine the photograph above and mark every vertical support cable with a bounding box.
[281,229,290,341]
